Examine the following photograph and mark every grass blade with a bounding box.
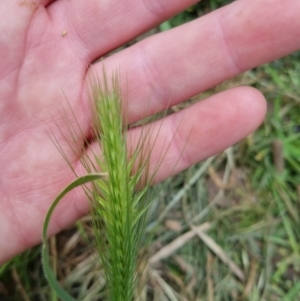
[42,173,106,301]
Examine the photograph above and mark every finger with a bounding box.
[0,87,266,260]
[89,0,300,123]
[2,1,57,57]
[79,86,266,185]
[47,0,199,61]
[0,86,265,264]
[150,87,266,182]
[0,1,55,72]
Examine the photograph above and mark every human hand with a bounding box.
[1,0,299,264]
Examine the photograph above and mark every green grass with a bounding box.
[1,1,300,300]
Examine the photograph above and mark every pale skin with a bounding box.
[1,0,300,264]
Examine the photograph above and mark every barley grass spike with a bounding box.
[42,71,160,301]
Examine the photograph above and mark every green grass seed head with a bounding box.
[42,70,170,301]
[86,72,156,301]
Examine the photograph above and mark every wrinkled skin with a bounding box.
[1,0,300,264]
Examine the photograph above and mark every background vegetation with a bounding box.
[1,1,300,300]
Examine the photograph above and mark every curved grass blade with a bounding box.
[42,69,188,301]
[42,173,106,301]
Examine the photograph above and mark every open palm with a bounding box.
[1,0,299,264]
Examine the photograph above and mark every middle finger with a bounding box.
[88,0,300,123]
